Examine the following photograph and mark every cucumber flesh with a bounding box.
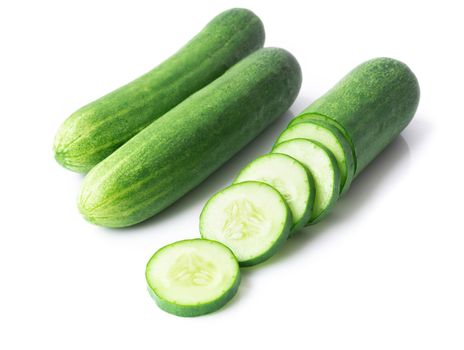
[272,139,340,223]
[145,239,240,317]
[234,153,314,232]
[200,181,292,266]
[288,113,358,174]
[275,121,354,195]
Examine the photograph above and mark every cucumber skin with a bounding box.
[78,48,302,228]
[146,239,240,317]
[301,57,420,174]
[53,8,265,173]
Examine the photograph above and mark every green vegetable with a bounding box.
[275,121,354,194]
[53,8,265,173]
[146,239,240,317]
[200,181,292,266]
[234,153,314,232]
[297,57,420,174]
[273,139,340,223]
[78,48,302,227]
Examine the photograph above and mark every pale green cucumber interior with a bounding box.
[234,153,312,230]
[200,181,289,262]
[146,239,238,305]
[276,123,348,189]
[273,139,339,220]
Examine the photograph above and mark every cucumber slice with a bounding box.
[272,139,340,223]
[234,153,314,232]
[275,121,355,195]
[200,181,292,266]
[288,113,358,174]
[145,239,240,317]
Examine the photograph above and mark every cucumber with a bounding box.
[78,48,302,228]
[200,181,292,266]
[272,139,340,223]
[300,57,420,174]
[145,239,240,317]
[275,121,355,194]
[53,8,265,173]
[233,153,314,232]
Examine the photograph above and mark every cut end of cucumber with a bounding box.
[146,239,240,317]
[200,181,292,266]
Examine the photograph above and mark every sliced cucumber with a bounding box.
[233,153,314,232]
[288,113,358,174]
[145,239,240,317]
[272,139,340,223]
[275,121,355,195]
[200,181,292,266]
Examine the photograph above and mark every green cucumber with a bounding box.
[53,8,265,173]
[234,153,314,232]
[300,57,420,174]
[78,48,302,228]
[272,139,340,223]
[146,239,240,317]
[200,181,292,266]
[275,121,355,195]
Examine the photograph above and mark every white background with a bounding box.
[1,0,463,349]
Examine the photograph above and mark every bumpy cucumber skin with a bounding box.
[78,48,302,227]
[146,239,240,317]
[53,8,265,173]
[301,57,420,174]
[276,119,355,195]
[233,153,315,233]
[272,138,341,224]
[199,181,293,267]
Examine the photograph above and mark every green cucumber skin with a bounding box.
[78,48,302,228]
[146,239,240,317]
[301,57,420,174]
[53,8,265,173]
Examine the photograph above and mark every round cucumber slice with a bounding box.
[288,113,357,174]
[275,121,355,195]
[233,153,315,232]
[145,239,240,317]
[272,139,340,223]
[200,181,292,266]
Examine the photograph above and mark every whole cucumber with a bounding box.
[54,8,265,173]
[78,48,302,228]
[299,57,420,174]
